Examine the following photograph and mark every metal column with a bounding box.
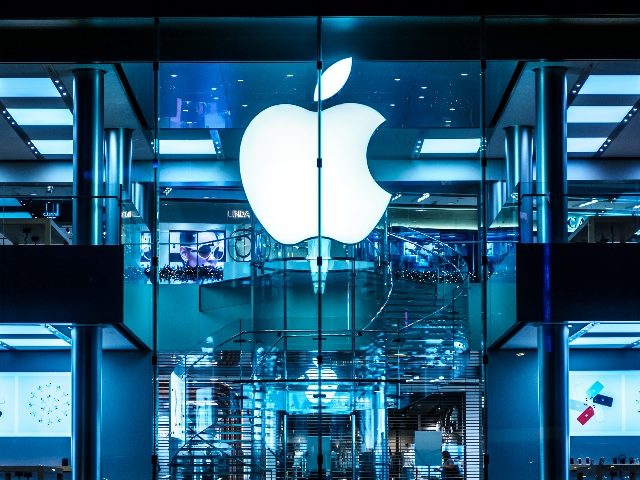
[534,66,569,480]
[104,128,133,245]
[504,125,534,243]
[71,68,105,480]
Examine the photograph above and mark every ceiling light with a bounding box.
[420,138,481,154]
[211,87,217,90]
[170,74,177,78]
[394,78,401,81]
[286,74,294,78]
[0,78,61,97]
[31,140,73,155]
[567,137,607,153]
[0,325,53,335]
[445,120,452,123]
[421,86,427,90]
[418,96,424,99]
[567,106,632,123]
[417,193,431,202]
[241,104,248,108]
[159,139,217,155]
[570,336,640,346]
[390,103,395,107]
[578,199,598,207]
[460,73,469,76]
[587,323,640,334]
[516,352,525,357]
[449,108,456,111]
[1,338,71,348]
[237,79,244,82]
[579,75,640,95]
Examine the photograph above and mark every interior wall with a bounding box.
[488,349,640,480]
[0,349,152,480]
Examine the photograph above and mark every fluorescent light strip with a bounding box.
[570,336,640,346]
[0,325,53,335]
[0,212,32,219]
[7,108,73,126]
[0,78,61,97]
[0,198,21,207]
[579,75,640,95]
[31,140,73,155]
[1,338,71,348]
[159,139,217,155]
[567,105,632,124]
[567,137,607,153]
[578,199,598,208]
[588,323,640,334]
[421,138,481,154]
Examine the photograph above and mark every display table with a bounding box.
[571,463,640,479]
[0,218,70,245]
[0,465,70,480]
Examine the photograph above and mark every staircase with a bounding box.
[166,225,471,479]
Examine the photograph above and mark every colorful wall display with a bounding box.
[570,370,640,436]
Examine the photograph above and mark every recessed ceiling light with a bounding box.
[421,86,427,90]
[449,108,456,111]
[578,198,598,208]
[516,352,525,357]
[31,140,73,155]
[588,323,640,334]
[567,105,632,123]
[286,74,294,78]
[394,78,401,81]
[418,96,424,99]
[570,336,640,346]
[2,338,71,348]
[170,74,178,78]
[579,75,640,95]
[420,138,481,154]
[237,79,244,82]
[445,120,452,123]
[0,78,61,97]
[460,73,469,76]
[211,87,217,91]
[213,97,219,100]
[241,104,248,108]
[159,139,217,155]
[567,137,608,152]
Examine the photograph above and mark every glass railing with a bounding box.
[167,219,472,479]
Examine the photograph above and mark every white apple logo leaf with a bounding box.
[313,57,352,102]
[239,57,391,246]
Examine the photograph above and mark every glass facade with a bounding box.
[0,14,639,480]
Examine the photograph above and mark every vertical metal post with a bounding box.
[104,128,133,245]
[71,326,103,480]
[71,67,105,480]
[535,66,569,480]
[504,125,534,243]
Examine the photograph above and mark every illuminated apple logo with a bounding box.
[239,57,391,245]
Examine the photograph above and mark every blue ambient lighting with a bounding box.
[7,108,73,126]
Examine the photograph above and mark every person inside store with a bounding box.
[179,230,223,268]
[441,450,462,479]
